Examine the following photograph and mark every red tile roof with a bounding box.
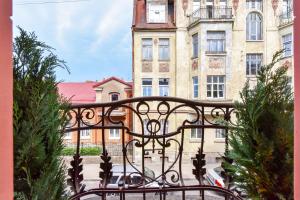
[57,77,132,104]
[132,0,176,30]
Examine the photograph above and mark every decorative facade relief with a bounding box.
[159,62,170,72]
[232,0,239,13]
[208,57,225,69]
[142,62,153,72]
[192,59,198,71]
[272,0,279,14]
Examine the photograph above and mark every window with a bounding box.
[80,121,91,139]
[246,0,263,11]
[159,119,169,135]
[206,0,213,6]
[207,76,225,98]
[246,13,262,40]
[159,78,169,96]
[193,0,201,11]
[111,93,119,101]
[64,132,72,140]
[109,129,120,139]
[142,38,153,60]
[192,33,199,58]
[159,38,170,60]
[282,34,292,57]
[246,54,262,76]
[207,31,226,53]
[219,0,227,7]
[143,119,150,135]
[191,121,202,139]
[148,3,166,23]
[142,78,152,96]
[282,0,292,18]
[215,129,226,139]
[192,76,199,98]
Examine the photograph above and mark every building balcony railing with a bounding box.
[189,6,233,25]
[279,9,294,27]
[62,96,243,200]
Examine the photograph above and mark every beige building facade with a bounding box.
[132,0,294,162]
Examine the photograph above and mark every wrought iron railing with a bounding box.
[189,7,232,25]
[279,9,294,27]
[63,96,242,200]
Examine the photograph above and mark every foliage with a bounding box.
[225,51,294,200]
[61,147,102,156]
[13,28,70,200]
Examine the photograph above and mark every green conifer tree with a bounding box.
[13,28,70,200]
[225,51,294,199]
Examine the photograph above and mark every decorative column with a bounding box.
[232,0,239,14]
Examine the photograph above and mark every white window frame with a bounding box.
[64,132,72,140]
[80,121,91,139]
[282,0,292,18]
[215,129,226,139]
[246,12,263,41]
[191,121,202,139]
[282,33,293,57]
[148,3,166,23]
[192,76,199,98]
[142,78,152,96]
[109,129,120,139]
[193,0,201,11]
[246,54,262,76]
[207,75,225,99]
[159,119,169,135]
[207,31,226,53]
[142,38,153,61]
[192,33,199,58]
[159,38,170,61]
[159,78,169,96]
[246,0,263,11]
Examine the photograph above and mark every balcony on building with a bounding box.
[278,9,294,27]
[189,6,232,25]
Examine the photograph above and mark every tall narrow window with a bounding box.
[215,129,226,139]
[159,78,169,96]
[142,78,152,96]
[246,0,263,11]
[192,76,199,98]
[192,33,198,58]
[246,54,262,76]
[207,75,225,98]
[148,3,166,23]
[191,121,202,139]
[109,129,120,139]
[282,0,292,18]
[219,0,227,7]
[246,12,262,40]
[142,38,153,60]
[159,38,170,60]
[282,34,292,57]
[207,31,226,53]
[193,0,201,11]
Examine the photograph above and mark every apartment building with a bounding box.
[58,77,133,153]
[132,0,294,162]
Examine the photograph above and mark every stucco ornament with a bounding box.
[272,0,279,14]
[182,0,188,12]
[282,60,292,69]
[232,0,239,13]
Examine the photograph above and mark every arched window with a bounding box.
[246,12,262,40]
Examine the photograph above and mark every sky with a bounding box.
[13,0,133,82]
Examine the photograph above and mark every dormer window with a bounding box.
[147,1,167,23]
[111,93,119,102]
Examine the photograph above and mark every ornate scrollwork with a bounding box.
[99,150,112,188]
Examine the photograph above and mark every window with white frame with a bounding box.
[148,3,166,23]
[80,121,91,139]
[246,54,262,76]
[142,78,152,96]
[191,121,202,139]
[109,129,120,139]
[142,38,153,60]
[207,31,226,53]
[192,76,199,98]
[282,0,292,18]
[246,0,263,11]
[219,0,227,7]
[282,34,293,57]
[193,0,201,11]
[215,129,226,139]
[64,132,72,140]
[246,12,262,40]
[159,119,169,135]
[159,78,169,96]
[207,75,225,98]
[143,119,150,135]
[111,93,119,102]
[159,38,170,60]
[192,33,199,58]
